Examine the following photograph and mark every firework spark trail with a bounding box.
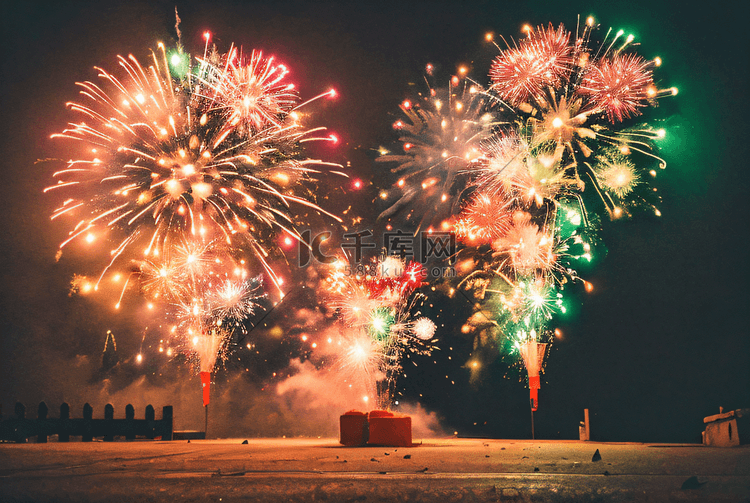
[48,34,342,376]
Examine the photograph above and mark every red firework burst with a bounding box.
[454,191,513,244]
[489,24,573,106]
[578,53,653,123]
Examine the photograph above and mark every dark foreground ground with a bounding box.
[1,438,749,502]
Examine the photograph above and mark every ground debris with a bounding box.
[592,449,602,462]
[212,469,246,477]
[681,475,707,490]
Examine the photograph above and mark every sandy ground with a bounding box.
[1,438,749,502]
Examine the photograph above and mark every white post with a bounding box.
[583,408,590,441]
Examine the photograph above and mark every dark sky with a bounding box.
[1,0,747,443]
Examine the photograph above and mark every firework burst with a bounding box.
[470,134,530,195]
[207,277,265,322]
[137,238,266,373]
[579,53,654,123]
[453,191,513,244]
[47,33,342,385]
[490,211,555,277]
[378,16,677,401]
[376,71,498,231]
[324,256,436,409]
[489,23,574,106]
[200,48,297,133]
[593,148,639,197]
[47,38,341,294]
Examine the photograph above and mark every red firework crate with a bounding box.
[339,410,368,446]
[367,410,412,447]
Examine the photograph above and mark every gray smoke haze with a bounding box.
[1,248,445,440]
[3,340,445,440]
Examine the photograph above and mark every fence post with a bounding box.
[37,402,48,443]
[104,404,114,442]
[162,406,173,441]
[145,405,155,440]
[125,404,135,441]
[14,402,26,443]
[59,403,70,442]
[82,403,93,442]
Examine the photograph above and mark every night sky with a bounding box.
[1,0,747,443]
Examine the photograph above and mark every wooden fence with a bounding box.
[0,402,173,443]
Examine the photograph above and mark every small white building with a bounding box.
[703,408,748,447]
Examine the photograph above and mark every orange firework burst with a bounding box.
[472,134,529,196]
[47,39,341,294]
[200,48,297,133]
[491,211,555,277]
